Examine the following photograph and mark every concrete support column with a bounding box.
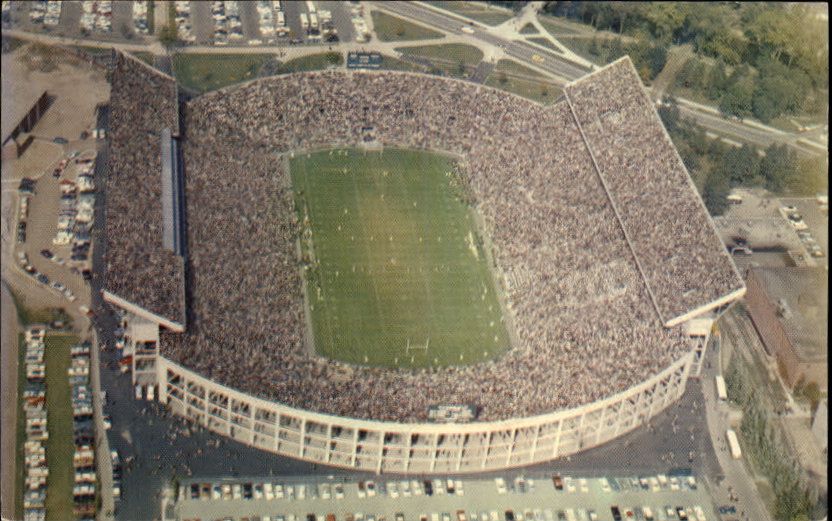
[350,429,359,467]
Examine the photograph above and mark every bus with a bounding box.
[715,375,728,400]
[726,429,742,459]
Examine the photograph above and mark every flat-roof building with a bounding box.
[745,267,828,388]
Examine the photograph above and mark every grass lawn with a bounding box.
[290,148,509,368]
[371,12,443,42]
[276,52,343,74]
[132,51,155,66]
[378,55,429,73]
[424,1,514,26]
[485,59,562,104]
[537,14,592,36]
[395,43,483,65]
[172,53,273,93]
[554,36,608,66]
[44,334,78,521]
[519,23,538,34]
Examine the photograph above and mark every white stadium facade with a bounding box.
[102,51,745,474]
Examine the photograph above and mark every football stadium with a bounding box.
[103,51,745,474]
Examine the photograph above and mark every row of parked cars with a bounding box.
[69,341,97,519]
[28,0,60,26]
[780,205,824,258]
[80,0,112,34]
[22,328,48,521]
[185,481,346,502]
[610,504,708,521]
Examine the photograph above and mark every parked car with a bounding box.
[40,249,54,259]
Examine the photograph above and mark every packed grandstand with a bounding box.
[104,51,744,426]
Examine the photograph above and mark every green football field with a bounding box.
[290,148,510,368]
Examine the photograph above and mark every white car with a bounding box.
[455,479,464,495]
[579,478,589,493]
[495,477,507,494]
[264,482,274,500]
[334,483,344,499]
[412,479,422,496]
[254,483,263,499]
[599,477,611,492]
[297,484,306,500]
[232,484,242,500]
[401,480,411,497]
[212,484,221,500]
[366,480,376,497]
[275,484,284,499]
[388,481,399,498]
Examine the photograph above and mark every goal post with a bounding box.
[405,337,429,355]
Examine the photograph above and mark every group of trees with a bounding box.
[586,35,667,82]
[725,360,821,521]
[547,2,828,123]
[658,98,825,216]
[675,55,821,123]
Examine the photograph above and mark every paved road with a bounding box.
[702,315,773,521]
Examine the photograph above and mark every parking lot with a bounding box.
[172,473,721,521]
[4,1,362,46]
[714,189,827,271]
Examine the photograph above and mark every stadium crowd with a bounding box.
[107,54,741,422]
[105,52,185,323]
[564,59,744,322]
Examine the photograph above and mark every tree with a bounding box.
[644,2,686,44]
[707,60,728,101]
[158,23,179,49]
[752,58,811,122]
[702,170,730,216]
[760,144,796,193]
[803,382,821,414]
[721,144,760,187]
[719,66,754,118]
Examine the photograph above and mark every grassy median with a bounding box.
[371,12,443,41]
[44,334,78,520]
[172,53,273,93]
[485,59,562,104]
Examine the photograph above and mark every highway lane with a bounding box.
[374,1,826,157]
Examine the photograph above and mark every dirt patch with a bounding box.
[2,42,110,146]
